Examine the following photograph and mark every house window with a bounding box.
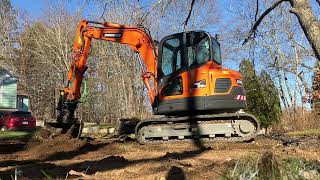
[17,96,29,111]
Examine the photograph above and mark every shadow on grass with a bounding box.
[0,141,112,167]
[0,130,36,154]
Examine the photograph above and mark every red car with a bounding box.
[0,111,36,131]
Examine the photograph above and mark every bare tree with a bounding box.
[224,0,317,112]
[0,0,17,72]
[92,0,220,35]
[16,2,81,119]
[244,0,320,61]
[13,0,221,123]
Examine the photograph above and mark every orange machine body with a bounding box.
[154,61,245,115]
[61,20,247,118]
[159,62,242,100]
[153,31,246,115]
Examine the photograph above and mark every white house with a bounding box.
[0,67,29,111]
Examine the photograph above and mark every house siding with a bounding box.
[0,82,17,109]
[0,68,18,109]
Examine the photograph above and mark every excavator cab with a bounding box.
[154,31,246,115]
[135,31,258,143]
[157,31,219,83]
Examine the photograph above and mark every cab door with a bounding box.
[186,33,212,98]
[155,32,215,115]
[155,33,189,114]
[157,34,186,98]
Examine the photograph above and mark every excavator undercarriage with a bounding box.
[136,112,259,144]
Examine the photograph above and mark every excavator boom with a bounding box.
[57,20,159,125]
[66,20,157,103]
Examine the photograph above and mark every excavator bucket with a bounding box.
[44,120,83,138]
[44,89,83,138]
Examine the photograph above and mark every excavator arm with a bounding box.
[57,20,158,123]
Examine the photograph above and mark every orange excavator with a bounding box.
[47,19,260,144]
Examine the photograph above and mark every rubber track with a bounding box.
[135,113,260,144]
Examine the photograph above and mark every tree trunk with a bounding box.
[264,43,290,108]
[274,34,293,107]
[292,44,299,109]
[289,0,320,61]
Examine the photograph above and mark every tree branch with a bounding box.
[99,2,108,21]
[183,0,196,32]
[137,0,164,26]
[317,0,320,7]
[243,0,287,45]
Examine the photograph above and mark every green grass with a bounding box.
[0,131,33,140]
[286,129,320,137]
[221,153,260,180]
[221,153,320,180]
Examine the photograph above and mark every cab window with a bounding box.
[188,46,196,67]
[187,33,211,68]
[163,77,183,96]
[212,38,222,65]
[161,46,174,76]
[196,38,210,64]
[160,38,182,77]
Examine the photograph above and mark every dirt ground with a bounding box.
[0,131,319,179]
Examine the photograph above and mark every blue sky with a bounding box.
[11,0,320,25]
[10,0,319,108]
[11,0,98,19]
[12,0,46,16]
[11,0,318,70]
[13,0,70,16]
[11,0,231,21]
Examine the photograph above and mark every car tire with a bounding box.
[0,126,7,131]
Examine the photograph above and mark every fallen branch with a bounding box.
[69,170,90,178]
[243,0,287,45]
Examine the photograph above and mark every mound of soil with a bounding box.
[1,131,320,179]
[21,134,87,160]
[33,128,51,140]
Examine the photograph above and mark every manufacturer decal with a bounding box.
[193,80,206,88]
[103,33,122,38]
